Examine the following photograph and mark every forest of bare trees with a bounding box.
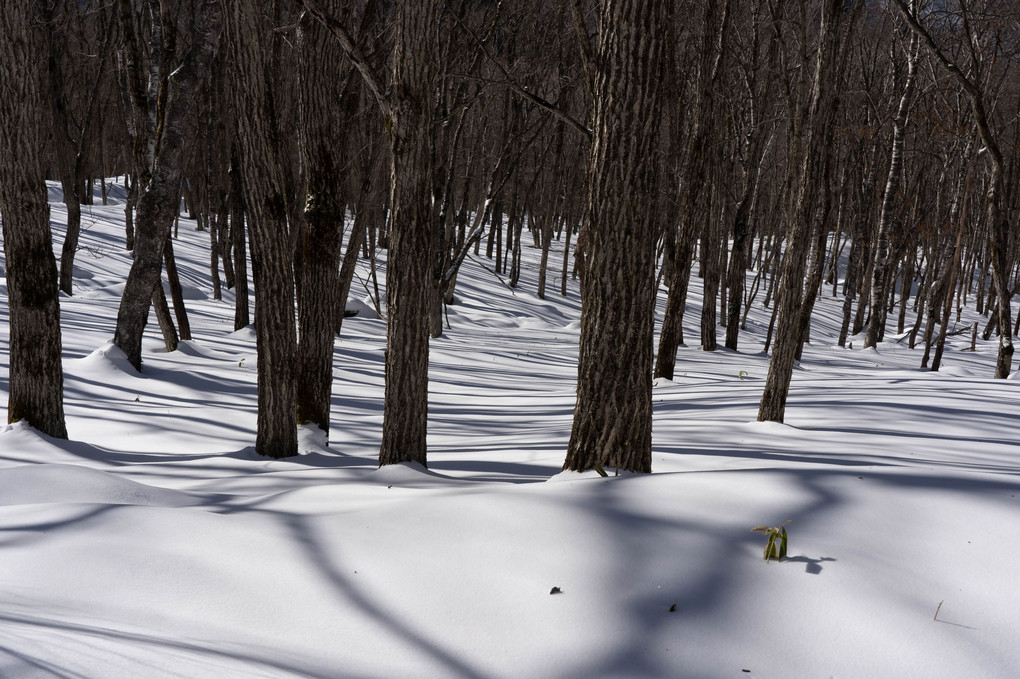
[2,0,1019,473]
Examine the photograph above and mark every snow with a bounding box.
[1,183,1019,677]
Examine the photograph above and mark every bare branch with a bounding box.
[887,0,979,99]
[449,8,592,141]
[569,0,595,101]
[297,0,391,120]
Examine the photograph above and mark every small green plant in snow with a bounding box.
[751,520,790,562]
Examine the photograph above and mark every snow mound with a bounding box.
[0,463,203,507]
[226,325,258,342]
[175,340,241,361]
[940,365,976,377]
[77,342,139,375]
[364,461,453,487]
[344,295,379,319]
[546,469,611,483]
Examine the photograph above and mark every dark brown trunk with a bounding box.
[113,0,222,369]
[294,1,367,435]
[759,0,850,422]
[564,0,668,474]
[656,0,727,377]
[163,237,191,341]
[229,149,250,330]
[377,0,441,467]
[0,2,67,437]
[226,2,298,458]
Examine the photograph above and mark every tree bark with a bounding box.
[113,0,222,369]
[294,1,360,435]
[226,2,298,458]
[0,2,68,438]
[564,0,668,474]
[758,0,849,422]
[377,0,441,467]
[865,11,919,348]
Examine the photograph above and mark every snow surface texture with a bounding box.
[1,183,1019,678]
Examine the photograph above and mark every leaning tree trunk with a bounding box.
[226,2,299,458]
[113,0,222,370]
[563,0,668,474]
[0,2,68,438]
[758,0,848,423]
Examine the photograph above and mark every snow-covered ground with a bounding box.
[1,184,1018,678]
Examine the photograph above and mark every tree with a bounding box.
[42,0,115,297]
[758,0,856,422]
[225,2,300,459]
[302,0,440,467]
[890,0,1015,378]
[113,0,224,370]
[295,2,352,436]
[864,0,920,349]
[725,2,774,351]
[655,0,728,377]
[0,0,68,438]
[376,0,441,466]
[563,0,669,473]
[295,0,380,437]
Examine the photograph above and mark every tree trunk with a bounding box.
[656,0,727,378]
[377,0,441,467]
[58,179,83,295]
[293,1,366,435]
[228,149,250,330]
[163,237,191,341]
[564,0,668,474]
[151,281,179,353]
[759,0,849,422]
[700,216,721,352]
[113,0,222,370]
[725,147,763,350]
[0,2,68,438]
[226,2,298,458]
[865,17,918,348]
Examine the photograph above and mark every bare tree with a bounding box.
[563,0,669,473]
[656,0,728,378]
[113,0,223,370]
[890,0,1016,377]
[302,0,440,467]
[864,0,920,348]
[0,1,68,438]
[225,2,300,458]
[758,0,856,422]
[42,0,115,297]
